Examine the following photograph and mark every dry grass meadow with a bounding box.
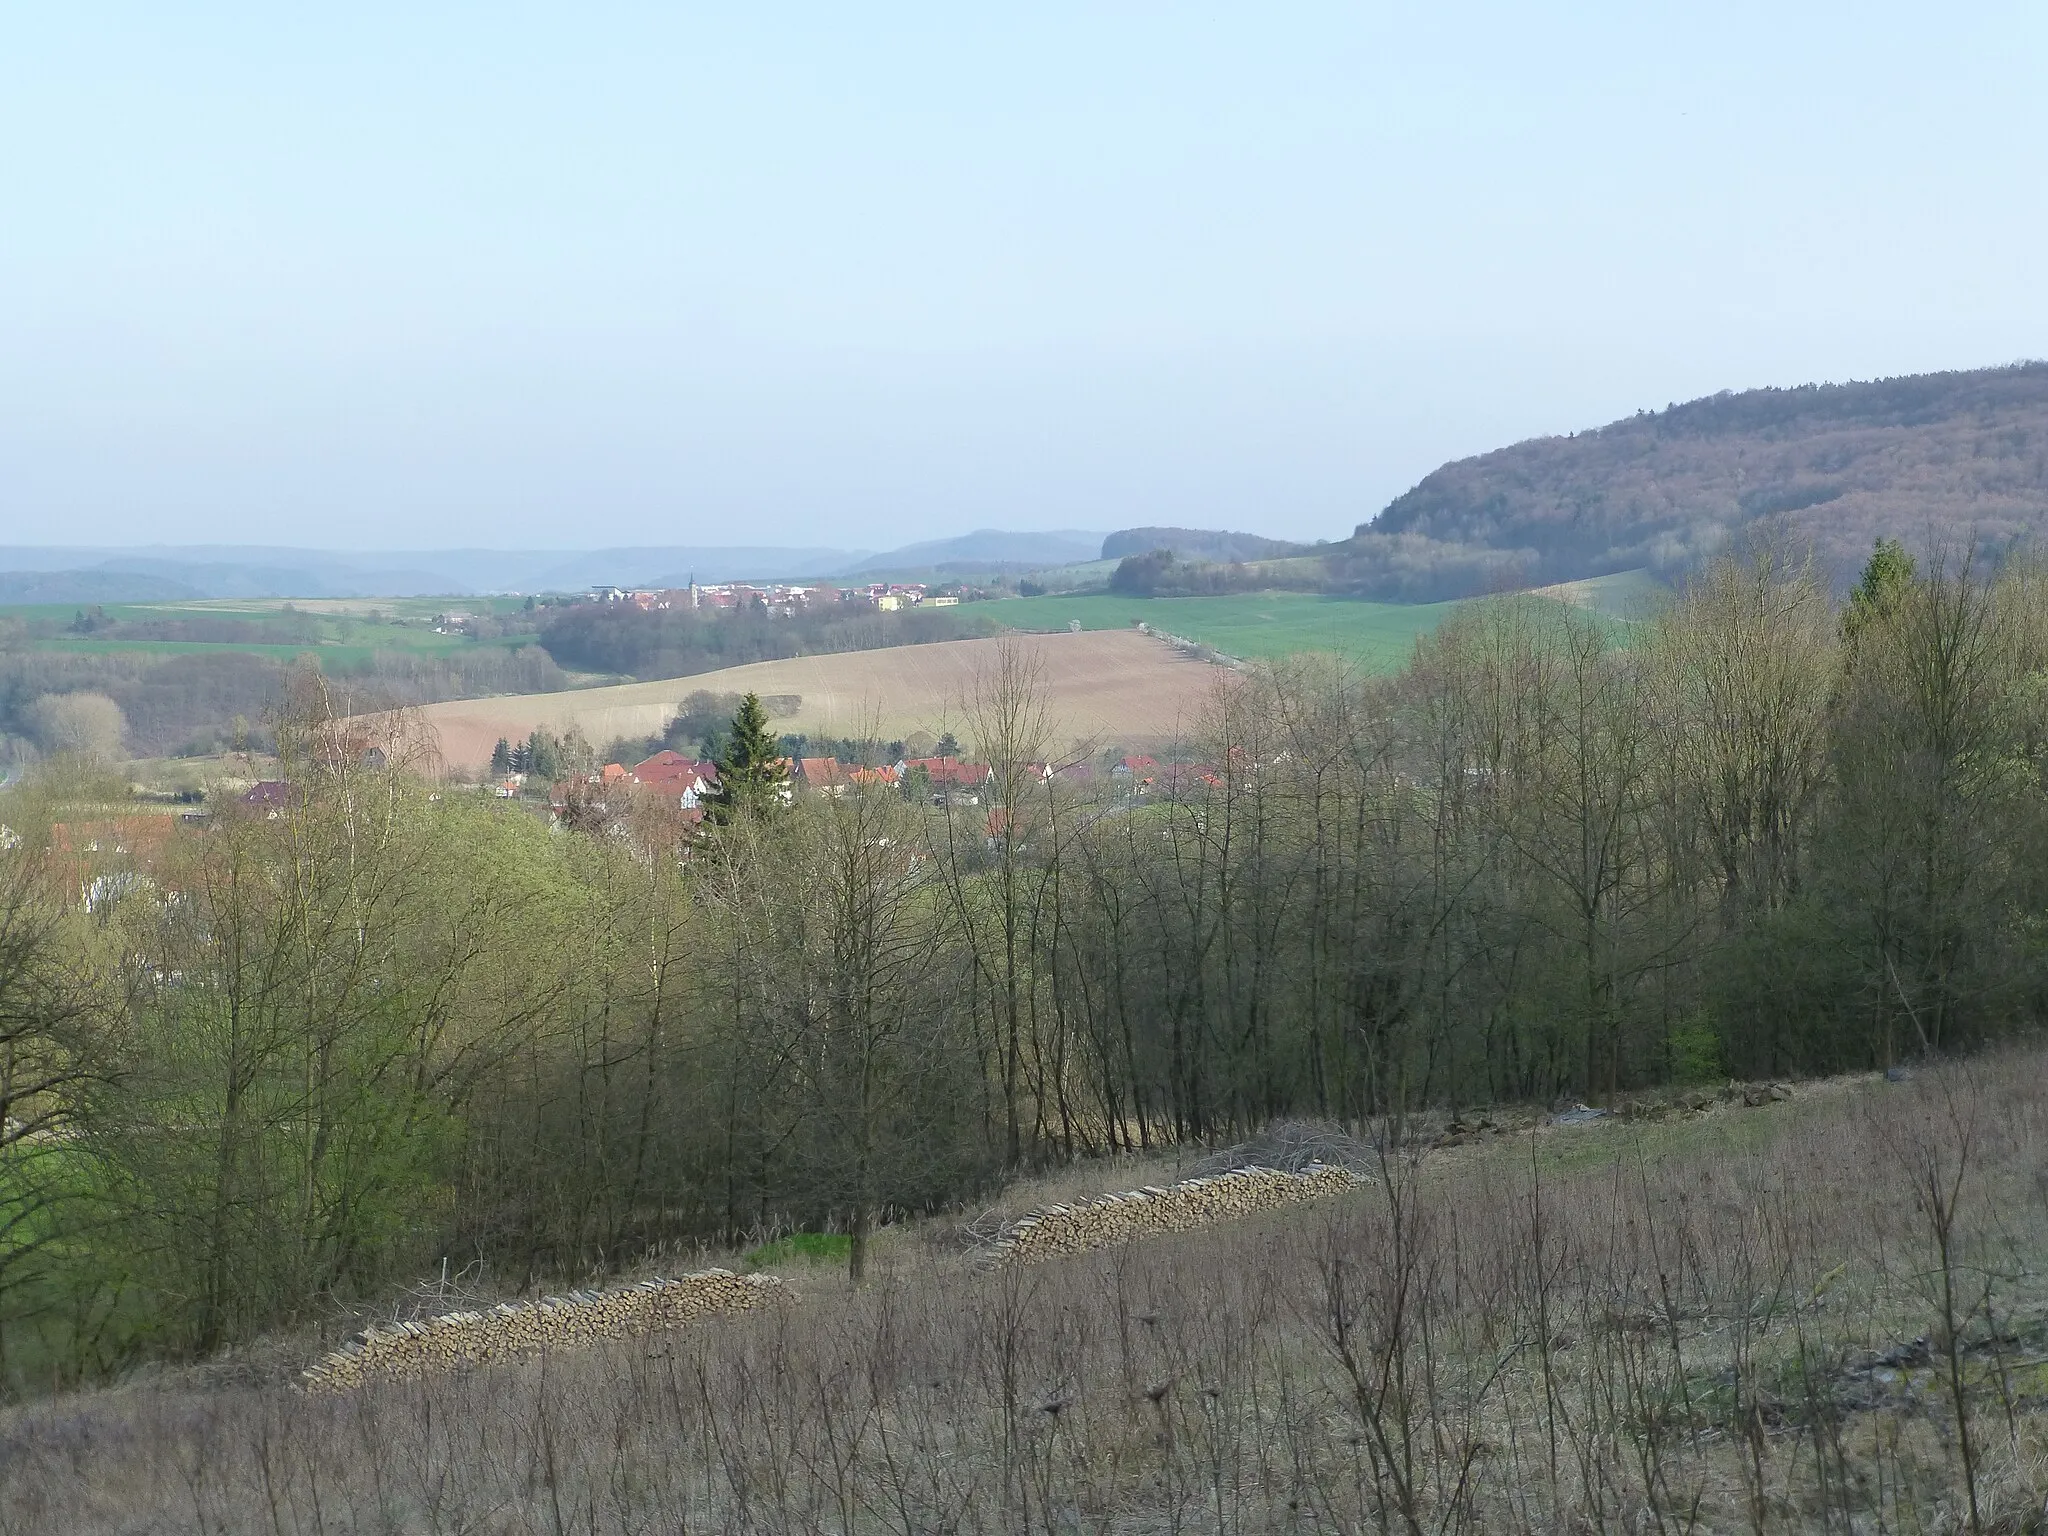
[413,630,1220,771]
[6,1051,2048,1533]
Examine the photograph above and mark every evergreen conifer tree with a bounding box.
[490,737,513,775]
[1843,537,1917,646]
[526,730,560,781]
[707,692,788,823]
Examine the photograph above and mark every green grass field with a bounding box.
[990,591,1466,668]
[0,596,540,664]
[742,1232,853,1269]
[1531,567,1671,619]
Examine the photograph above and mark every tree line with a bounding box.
[2,539,2046,1387]
[0,643,569,761]
[536,596,993,679]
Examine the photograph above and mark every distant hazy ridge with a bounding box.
[13,364,2048,606]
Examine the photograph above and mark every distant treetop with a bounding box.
[1100,527,1309,564]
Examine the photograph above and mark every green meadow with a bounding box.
[0,597,540,664]
[992,590,1467,667]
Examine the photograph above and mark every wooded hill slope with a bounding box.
[1340,361,2048,597]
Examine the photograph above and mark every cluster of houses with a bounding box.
[585,582,960,616]
[543,748,1215,821]
[588,583,821,617]
[544,749,722,827]
[838,582,961,611]
[23,744,1264,916]
[540,749,1014,829]
[788,753,1220,801]
[793,754,997,801]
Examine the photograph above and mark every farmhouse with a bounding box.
[629,750,717,792]
[622,751,719,812]
[238,780,295,814]
[896,755,994,805]
[899,756,991,787]
[796,756,849,795]
[1112,755,1159,791]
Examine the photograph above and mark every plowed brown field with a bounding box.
[415,631,1221,770]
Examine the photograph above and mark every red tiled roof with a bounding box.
[50,816,178,859]
[631,749,690,778]
[632,751,717,790]
[904,756,991,786]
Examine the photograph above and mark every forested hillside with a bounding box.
[6,541,2047,1385]
[1339,361,2048,597]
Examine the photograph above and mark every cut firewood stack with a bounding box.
[992,1163,1364,1264]
[301,1269,784,1394]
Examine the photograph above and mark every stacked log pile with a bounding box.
[992,1163,1363,1264]
[301,1269,784,1393]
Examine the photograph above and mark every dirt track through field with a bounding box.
[415,631,1221,770]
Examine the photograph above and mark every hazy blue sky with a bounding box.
[5,4,2046,550]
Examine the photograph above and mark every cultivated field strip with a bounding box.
[412,630,1216,769]
[300,1270,785,1393]
[991,1162,1364,1263]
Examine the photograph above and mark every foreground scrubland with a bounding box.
[2,1054,2043,1533]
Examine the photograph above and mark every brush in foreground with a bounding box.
[301,1269,785,1393]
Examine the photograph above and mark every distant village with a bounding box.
[504,746,1190,837]
[583,581,965,615]
[20,747,1203,912]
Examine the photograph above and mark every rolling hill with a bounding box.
[0,569,205,604]
[1100,527,1312,563]
[0,535,1107,599]
[413,630,1220,770]
[0,546,870,599]
[1339,361,2048,596]
[841,529,1106,575]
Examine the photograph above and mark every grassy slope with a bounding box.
[1528,566,1671,619]
[5,1053,2041,1531]
[992,590,1465,667]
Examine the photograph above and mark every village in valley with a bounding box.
[584,579,965,615]
[508,732,1174,835]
